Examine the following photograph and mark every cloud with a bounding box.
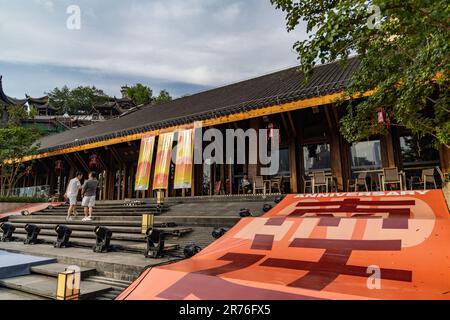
[0,0,307,97]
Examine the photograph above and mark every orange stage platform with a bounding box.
[117,190,450,300]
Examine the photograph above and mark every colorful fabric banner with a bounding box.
[153,132,174,190]
[134,135,156,191]
[173,128,194,189]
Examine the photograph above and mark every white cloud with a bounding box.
[0,0,307,94]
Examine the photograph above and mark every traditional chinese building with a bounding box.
[12,58,450,199]
[0,76,49,125]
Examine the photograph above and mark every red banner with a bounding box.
[134,135,155,191]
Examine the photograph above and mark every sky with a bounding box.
[0,0,307,99]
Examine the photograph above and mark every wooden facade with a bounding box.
[14,101,449,200]
[9,58,448,199]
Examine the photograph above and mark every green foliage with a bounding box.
[127,83,153,105]
[0,126,41,196]
[47,85,110,115]
[272,0,450,148]
[153,89,173,105]
[28,105,38,119]
[0,196,47,203]
[6,105,28,126]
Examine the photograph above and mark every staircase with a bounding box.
[0,195,275,299]
[6,202,189,255]
[5,196,271,257]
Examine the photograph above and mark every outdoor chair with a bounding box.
[411,168,437,190]
[238,179,251,194]
[302,175,312,193]
[313,171,328,193]
[214,181,222,195]
[253,176,267,195]
[270,176,283,194]
[382,167,402,190]
[348,172,368,192]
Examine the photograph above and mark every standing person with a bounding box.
[81,172,99,222]
[64,172,83,221]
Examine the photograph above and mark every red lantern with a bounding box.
[55,160,64,174]
[377,108,391,129]
[89,153,101,170]
[267,123,281,143]
[25,165,35,177]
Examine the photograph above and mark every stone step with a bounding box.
[87,276,131,289]
[50,203,168,208]
[34,211,165,216]
[30,263,97,279]
[11,222,142,234]
[0,274,111,300]
[0,286,49,300]
[9,216,143,223]
[8,215,240,227]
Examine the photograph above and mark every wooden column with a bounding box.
[288,139,298,193]
[247,118,262,182]
[381,131,396,168]
[440,145,450,174]
[324,105,345,190]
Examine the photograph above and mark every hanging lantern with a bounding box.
[267,122,281,144]
[24,165,35,177]
[55,160,64,174]
[89,153,101,170]
[377,108,391,129]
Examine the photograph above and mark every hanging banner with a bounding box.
[173,128,194,189]
[153,132,174,190]
[134,135,156,191]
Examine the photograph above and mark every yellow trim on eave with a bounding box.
[22,90,372,162]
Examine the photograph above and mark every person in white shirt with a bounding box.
[64,172,83,221]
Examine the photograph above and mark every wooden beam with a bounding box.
[73,153,89,172]
[63,155,81,173]
[286,112,297,137]
[280,113,292,137]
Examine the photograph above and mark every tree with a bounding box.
[272,0,449,149]
[6,105,28,126]
[47,85,110,115]
[153,90,172,105]
[127,84,153,105]
[0,126,41,196]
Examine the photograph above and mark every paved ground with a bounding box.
[0,242,178,281]
[0,287,47,300]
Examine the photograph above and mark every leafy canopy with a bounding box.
[47,85,110,115]
[127,84,173,105]
[126,83,153,105]
[272,0,449,148]
[0,126,41,195]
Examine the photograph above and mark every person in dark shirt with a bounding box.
[81,172,99,222]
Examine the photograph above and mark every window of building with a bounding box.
[303,143,331,174]
[278,148,290,176]
[350,140,382,171]
[400,135,440,168]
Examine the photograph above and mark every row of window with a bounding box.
[300,135,439,174]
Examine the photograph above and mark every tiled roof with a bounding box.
[37,57,360,153]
